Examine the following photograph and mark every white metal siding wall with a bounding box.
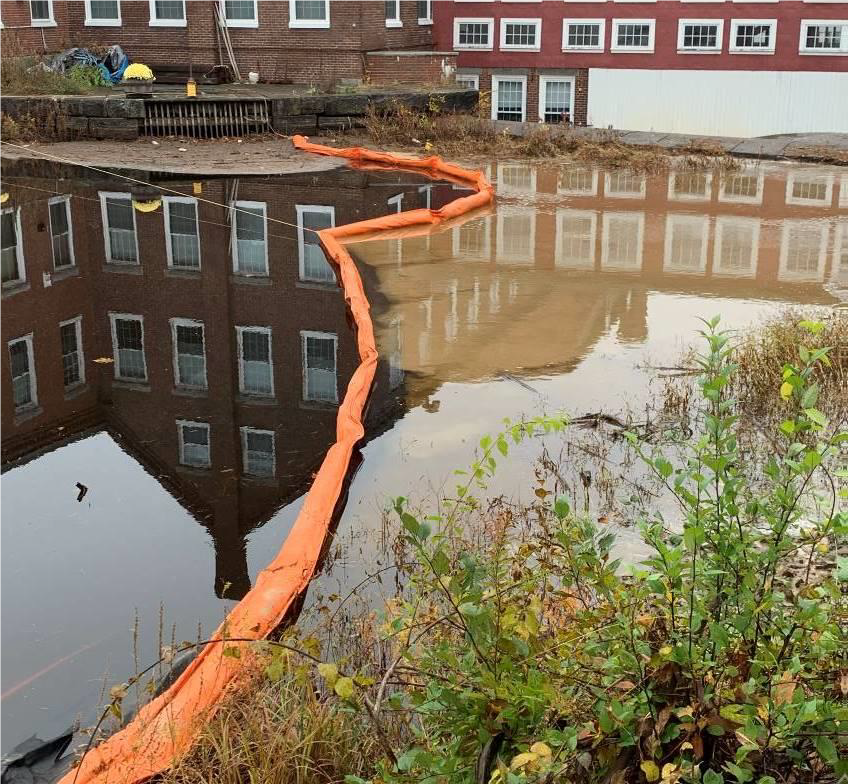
[587,69,848,137]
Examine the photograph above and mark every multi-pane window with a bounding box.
[563,20,604,51]
[2,208,25,287]
[231,201,268,275]
[453,218,490,259]
[456,74,479,89]
[86,0,120,24]
[100,193,138,264]
[540,78,572,124]
[612,20,654,51]
[385,0,400,26]
[606,171,646,199]
[720,172,763,204]
[8,335,37,412]
[30,0,54,25]
[714,217,760,278]
[786,174,833,206]
[497,210,535,264]
[602,212,644,270]
[801,21,847,53]
[556,210,596,269]
[150,0,185,23]
[49,196,75,269]
[559,167,597,196]
[110,314,147,382]
[493,77,526,121]
[289,0,328,27]
[501,19,541,50]
[730,20,776,52]
[297,205,335,282]
[454,19,494,49]
[678,20,723,51]
[60,317,84,389]
[170,318,207,389]
[241,427,276,477]
[223,0,257,26]
[178,421,211,468]
[780,221,827,282]
[668,172,712,201]
[301,331,338,403]
[664,215,709,274]
[237,326,274,396]
[164,197,200,269]
[417,0,432,24]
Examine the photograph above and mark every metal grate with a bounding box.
[143,100,270,139]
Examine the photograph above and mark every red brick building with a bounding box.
[1,163,454,598]
[433,0,848,135]
[0,0,454,85]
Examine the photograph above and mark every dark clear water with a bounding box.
[1,157,844,753]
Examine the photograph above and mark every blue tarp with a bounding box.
[47,45,129,84]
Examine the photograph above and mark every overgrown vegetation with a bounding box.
[1,56,107,96]
[364,98,740,173]
[133,318,844,784]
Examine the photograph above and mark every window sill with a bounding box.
[241,474,277,486]
[149,19,187,27]
[562,47,605,53]
[225,20,259,28]
[64,383,89,401]
[418,18,433,25]
[104,263,142,274]
[165,267,202,278]
[177,464,212,475]
[385,20,404,28]
[14,405,43,425]
[237,394,278,406]
[173,386,208,398]
[31,20,57,27]
[52,265,79,282]
[296,279,338,291]
[230,273,271,285]
[85,19,122,26]
[500,46,541,52]
[454,45,494,51]
[728,49,775,55]
[300,399,339,411]
[112,379,151,392]
[2,281,30,298]
[677,49,721,54]
[799,50,847,55]
[289,20,330,29]
[610,47,655,53]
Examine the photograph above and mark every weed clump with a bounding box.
[1,56,104,96]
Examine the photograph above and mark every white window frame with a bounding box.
[611,18,656,52]
[177,420,211,468]
[8,333,38,412]
[385,0,402,27]
[667,171,713,202]
[718,169,764,205]
[799,19,848,53]
[109,312,148,383]
[555,209,598,270]
[300,329,338,404]
[163,196,201,270]
[47,195,75,270]
[538,75,576,124]
[99,191,139,265]
[601,211,645,271]
[230,200,269,276]
[170,317,208,390]
[84,0,121,26]
[240,427,276,477]
[455,73,480,89]
[148,0,186,26]
[558,166,599,197]
[220,0,258,28]
[499,18,542,51]
[417,0,432,25]
[491,74,528,122]
[713,216,761,279]
[453,17,495,50]
[562,18,606,52]
[663,213,710,275]
[496,206,536,266]
[59,315,85,389]
[288,0,330,29]
[2,206,26,287]
[786,171,833,207]
[604,171,647,199]
[452,216,492,260]
[677,18,724,52]
[236,325,274,397]
[296,204,336,282]
[729,19,777,53]
[779,220,828,283]
[30,0,56,27]
[497,163,537,194]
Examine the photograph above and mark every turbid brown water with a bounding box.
[1,157,844,755]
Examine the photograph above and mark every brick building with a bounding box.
[0,0,455,85]
[432,0,848,135]
[1,163,453,598]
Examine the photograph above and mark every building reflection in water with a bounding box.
[2,159,845,600]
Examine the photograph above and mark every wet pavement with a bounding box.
[1,155,845,755]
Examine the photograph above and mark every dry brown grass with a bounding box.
[364,101,740,173]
